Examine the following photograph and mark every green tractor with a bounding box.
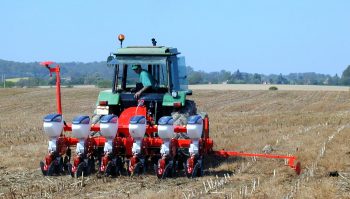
[90,36,209,178]
[93,38,197,126]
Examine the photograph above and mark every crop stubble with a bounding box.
[0,87,349,198]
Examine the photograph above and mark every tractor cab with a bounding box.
[109,46,188,94]
[96,44,192,123]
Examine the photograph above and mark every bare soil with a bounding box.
[0,87,350,198]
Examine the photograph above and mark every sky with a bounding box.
[0,1,349,75]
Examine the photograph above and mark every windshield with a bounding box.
[113,56,169,91]
[124,64,168,88]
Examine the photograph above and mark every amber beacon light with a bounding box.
[118,34,125,48]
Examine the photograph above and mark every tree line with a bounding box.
[187,66,343,85]
[0,59,113,88]
[1,59,350,88]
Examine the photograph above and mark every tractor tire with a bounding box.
[40,161,47,176]
[172,100,197,126]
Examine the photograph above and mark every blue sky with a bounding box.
[0,1,349,75]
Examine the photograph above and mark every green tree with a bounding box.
[277,73,289,84]
[186,66,194,75]
[4,81,15,88]
[341,65,350,85]
[218,70,231,83]
[233,69,242,80]
[16,78,41,88]
[330,74,340,85]
[96,80,112,88]
[252,73,262,84]
[206,72,219,84]
[84,73,102,85]
[188,71,203,84]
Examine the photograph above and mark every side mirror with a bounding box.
[107,55,114,63]
[107,55,117,67]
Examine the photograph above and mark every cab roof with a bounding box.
[115,46,180,56]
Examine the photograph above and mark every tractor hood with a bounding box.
[97,90,120,105]
[96,90,186,107]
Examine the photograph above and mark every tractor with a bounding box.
[92,36,211,177]
[39,35,212,178]
[39,35,301,178]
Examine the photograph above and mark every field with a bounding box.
[1,85,350,198]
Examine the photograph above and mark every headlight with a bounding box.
[171,91,178,98]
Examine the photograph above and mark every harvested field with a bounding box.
[189,84,350,91]
[0,87,350,198]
